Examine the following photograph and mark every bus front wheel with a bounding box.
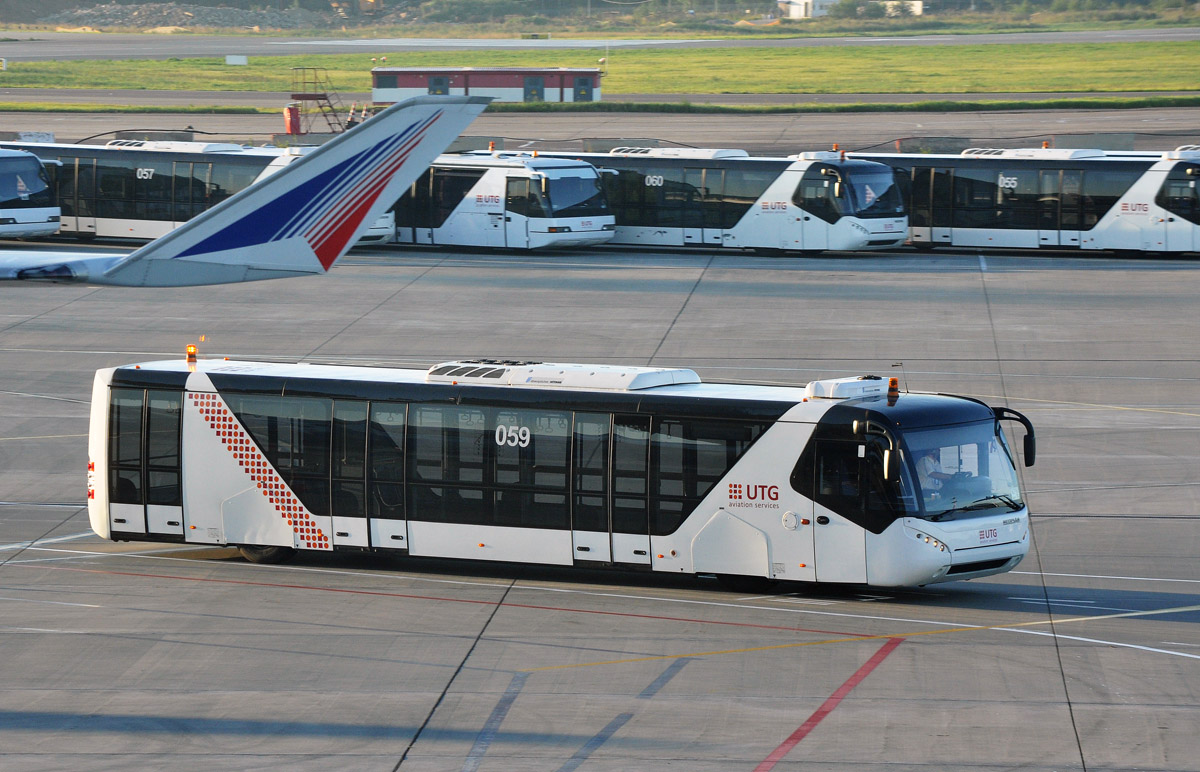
[239,545,297,564]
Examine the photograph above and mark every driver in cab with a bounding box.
[916,448,952,494]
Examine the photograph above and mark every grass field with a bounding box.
[3,41,1197,95]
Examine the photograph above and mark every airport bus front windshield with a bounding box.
[846,168,904,218]
[543,173,610,218]
[0,155,53,209]
[901,419,1025,521]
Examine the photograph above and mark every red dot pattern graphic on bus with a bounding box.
[189,392,330,551]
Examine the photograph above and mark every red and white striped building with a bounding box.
[372,67,601,104]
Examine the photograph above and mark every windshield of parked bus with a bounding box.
[0,156,53,209]
[847,170,904,218]
[902,420,1023,521]
[544,172,609,218]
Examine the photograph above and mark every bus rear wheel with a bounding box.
[238,545,296,564]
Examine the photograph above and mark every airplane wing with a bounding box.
[0,95,490,286]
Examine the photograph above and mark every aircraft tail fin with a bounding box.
[94,95,489,287]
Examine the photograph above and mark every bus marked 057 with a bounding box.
[0,140,395,245]
[89,353,1035,588]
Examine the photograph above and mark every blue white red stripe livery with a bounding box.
[0,96,490,286]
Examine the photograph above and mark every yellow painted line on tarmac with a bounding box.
[0,433,88,442]
[525,602,1200,673]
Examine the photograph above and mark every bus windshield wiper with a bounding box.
[962,494,1022,512]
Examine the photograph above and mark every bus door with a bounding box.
[1160,163,1199,252]
[330,401,369,548]
[62,157,97,238]
[1059,170,1083,248]
[108,388,184,539]
[908,167,934,245]
[572,413,612,563]
[173,162,208,227]
[611,415,651,565]
[365,402,408,551]
[393,171,436,245]
[695,167,725,245]
[809,439,868,584]
[929,167,954,245]
[504,177,534,248]
[1037,170,1062,246]
[671,167,708,246]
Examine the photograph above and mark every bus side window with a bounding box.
[794,165,841,224]
[815,440,860,506]
[1156,163,1200,224]
[506,178,529,217]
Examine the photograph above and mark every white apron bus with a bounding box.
[88,357,1035,588]
[0,148,60,239]
[391,153,615,249]
[851,146,1200,254]
[0,140,396,245]
[535,147,908,254]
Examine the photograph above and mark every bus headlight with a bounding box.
[915,532,948,552]
[547,226,572,233]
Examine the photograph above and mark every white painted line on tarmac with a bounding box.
[0,433,88,442]
[33,547,976,629]
[9,544,220,562]
[0,389,88,404]
[1012,570,1200,585]
[999,628,1200,661]
[1015,600,1139,613]
[1163,641,1200,647]
[18,544,1198,665]
[0,531,95,551]
[0,596,101,608]
[1010,597,1094,602]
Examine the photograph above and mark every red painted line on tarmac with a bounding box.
[753,637,905,772]
[21,563,869,637]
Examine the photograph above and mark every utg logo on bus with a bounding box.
[728,483,780,509]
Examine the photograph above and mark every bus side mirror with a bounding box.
[994,407,1036,467]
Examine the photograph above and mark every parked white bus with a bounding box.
[0,140,395,245]
[88,353,1035,588]
[537,147,908,253]
[391,152,615,249]
[0,148,60,239]
[851,146,1200,254]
